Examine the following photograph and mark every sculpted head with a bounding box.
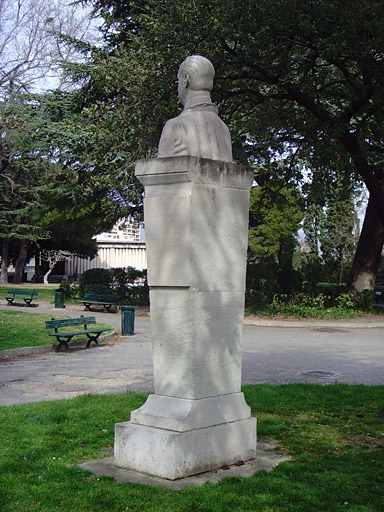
[158,54,233,161]
[178,55,215,106]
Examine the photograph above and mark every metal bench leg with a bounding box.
[56,336,73,353]
[86,333,101,348]
[56,342,70,353]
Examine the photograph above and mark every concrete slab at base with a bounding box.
[81,438,289,490]
[114,417,257,480]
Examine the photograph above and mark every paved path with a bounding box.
[0,303,383,405]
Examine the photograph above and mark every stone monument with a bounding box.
[114,55,256,480]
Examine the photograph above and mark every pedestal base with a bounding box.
[114,416,256,480]
[121,157,256,480]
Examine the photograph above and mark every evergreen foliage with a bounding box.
[75,0,383,294]
[2,0,383,294]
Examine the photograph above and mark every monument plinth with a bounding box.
[114,156,256,480]
[114,55,256,480]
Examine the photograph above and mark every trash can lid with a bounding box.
[120,305,138,311]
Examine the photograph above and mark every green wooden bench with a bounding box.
[5,289,38,306]
[46,315,111,352]
[78,293,119,313]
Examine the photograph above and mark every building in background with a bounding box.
[96,219,141,243]
[7,218,147,282]
[65,218,147,280]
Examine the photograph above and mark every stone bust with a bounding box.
[158,55,233,162]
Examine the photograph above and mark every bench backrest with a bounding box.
[7,290,38,296]
[84,293,118,301]
[46,315,96,330]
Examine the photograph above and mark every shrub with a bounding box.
[278,267,303,295]
[59,282,79,300]
[110,267,149,304]
[79,268,112,295]
[270,293,328,318]
[335,292,355,310]
[246,262,280,305]
[246,262,303,308]
[77,267,150,305]
[245,290,269,309]
[267,292,358,319]
[357,289,376,310]
[315,282,347,306]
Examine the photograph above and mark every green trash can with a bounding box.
[121,306,137,335]
[54,288,65,309]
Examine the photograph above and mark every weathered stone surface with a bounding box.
[144,195,191,287]
[149,288,244,399]
[114,417,257,480]
[114,156,256,480]
[135,156,252,189]
[114,56,256,481]
[190,184,250,292]
[130,392,251,431]
[139,157,253,291]
[157,56,232,162]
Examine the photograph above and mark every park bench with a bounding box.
[46,315,111,352]
[5,289,38,306]
[78,293,119,313]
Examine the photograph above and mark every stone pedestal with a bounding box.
[114,156,256,480]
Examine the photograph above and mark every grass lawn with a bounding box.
[1,285,56,304]
[0,311,114,351]
[0,384,383,511]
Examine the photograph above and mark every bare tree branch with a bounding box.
[40,249,74,284]
[0,0,97,99]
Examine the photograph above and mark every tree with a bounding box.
[319,194,356,285]
[249,180,304,265]
[79,0,384,295]
[0,89,126,283]
[0,93,51,283]
[0,0,95,98]
[0,0,101,283]
[40,249,73,284]
[301,166,360,285]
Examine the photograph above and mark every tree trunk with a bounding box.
[338,253,343,285]
[43,265,55,285]
[34,248,41,282]
[348,196,384,295]
[0,239,9,284]
[13,240,30,284]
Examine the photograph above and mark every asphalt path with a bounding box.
[0,302,383,405]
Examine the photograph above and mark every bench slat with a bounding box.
[80,300,116,305]
[45,316,96,329]
[84,293,118,301]
[45,315,112,352]
[48,328,109,337]
[6,290,38,296]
